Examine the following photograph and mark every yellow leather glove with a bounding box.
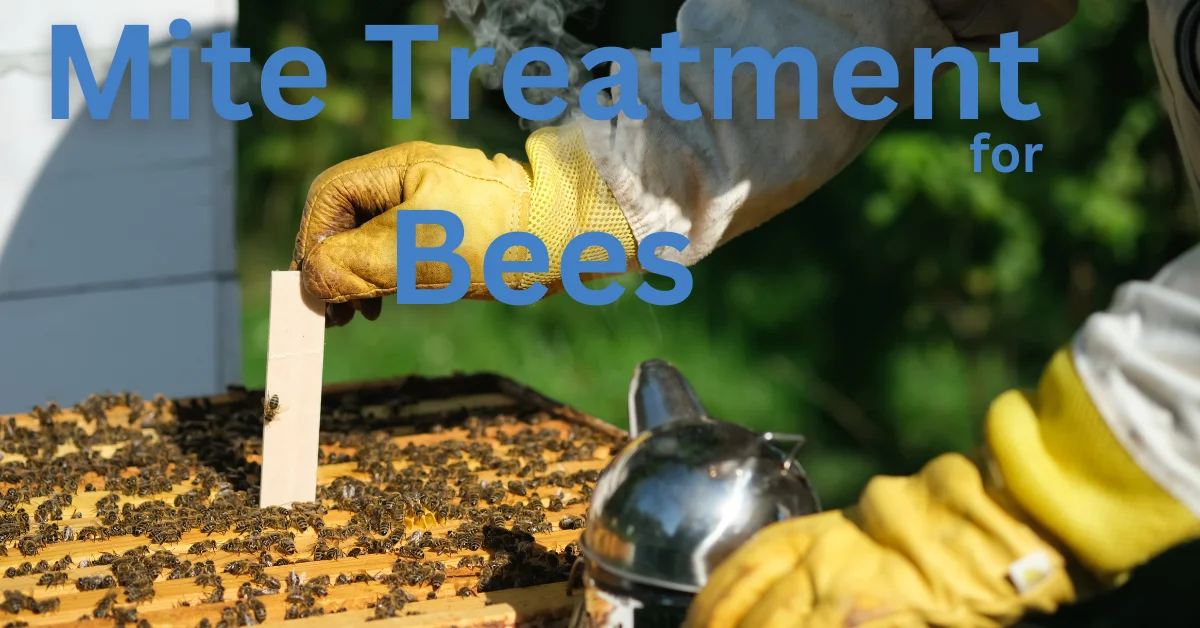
[291,123,637,326]
[685,348,1200,628]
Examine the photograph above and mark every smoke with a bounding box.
[444,0,609,129]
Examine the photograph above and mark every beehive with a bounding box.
[0,374,627,628]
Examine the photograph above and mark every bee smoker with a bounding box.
[568,360,821,628]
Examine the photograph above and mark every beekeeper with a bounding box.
[291,0,1200,625]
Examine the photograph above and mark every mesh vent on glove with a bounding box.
[517,123,637,290]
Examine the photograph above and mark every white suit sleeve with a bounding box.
[1073,244,1200,516]
[578,0,1078,266]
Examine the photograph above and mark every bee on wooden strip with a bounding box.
[262,394,282,425]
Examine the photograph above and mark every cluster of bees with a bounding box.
[188,569,319,626]
[92,589,147,625]
[1,589,59,614]
[0,383,625,627]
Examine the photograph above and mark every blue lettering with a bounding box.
[833,47,898,121]
[261,47,326,121]
[201,31,251,121]
[650,32,701,121]
[450,47,496,119]
[991,144,1019,173]
[713,47,818,119]
[395,210,471,305]
[483,232,549,306]
[579,47,648,120]
[635,232,693,306]
[561,233,626,306]
[504,47,569,121]
[913,47,978,120]
[970,133,990,173]
[51,24,149,120]
[366,24,439,119]
[169,19,191,119]
[989,32,1039,121]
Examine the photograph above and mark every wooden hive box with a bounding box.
[0,374,628,628]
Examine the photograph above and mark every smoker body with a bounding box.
[571,360,821,627]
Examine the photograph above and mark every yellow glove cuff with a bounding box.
[519,124,637,290]
[985,348,1200,583]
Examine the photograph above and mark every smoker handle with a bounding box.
[627,360,710,438]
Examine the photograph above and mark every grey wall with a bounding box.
[0,1,241,413]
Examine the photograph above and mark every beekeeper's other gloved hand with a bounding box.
[291,123,637,327]
[685,349,1200,628]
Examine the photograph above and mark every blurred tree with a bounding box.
[234,0,1196,511]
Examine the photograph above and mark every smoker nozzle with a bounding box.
[627,359,709,438]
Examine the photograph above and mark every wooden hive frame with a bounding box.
[0,373,627,628]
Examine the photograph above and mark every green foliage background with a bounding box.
[234,0,1197,513]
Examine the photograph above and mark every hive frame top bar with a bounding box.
[180,373,626,441]
[259,270,327,509]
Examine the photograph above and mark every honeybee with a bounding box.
[262,394,282,425]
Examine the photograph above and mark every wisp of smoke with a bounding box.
[444,0,609,129]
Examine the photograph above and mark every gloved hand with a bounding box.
[291,123,638,326]
[685,454,1076,628]
[685,349,1200,628]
